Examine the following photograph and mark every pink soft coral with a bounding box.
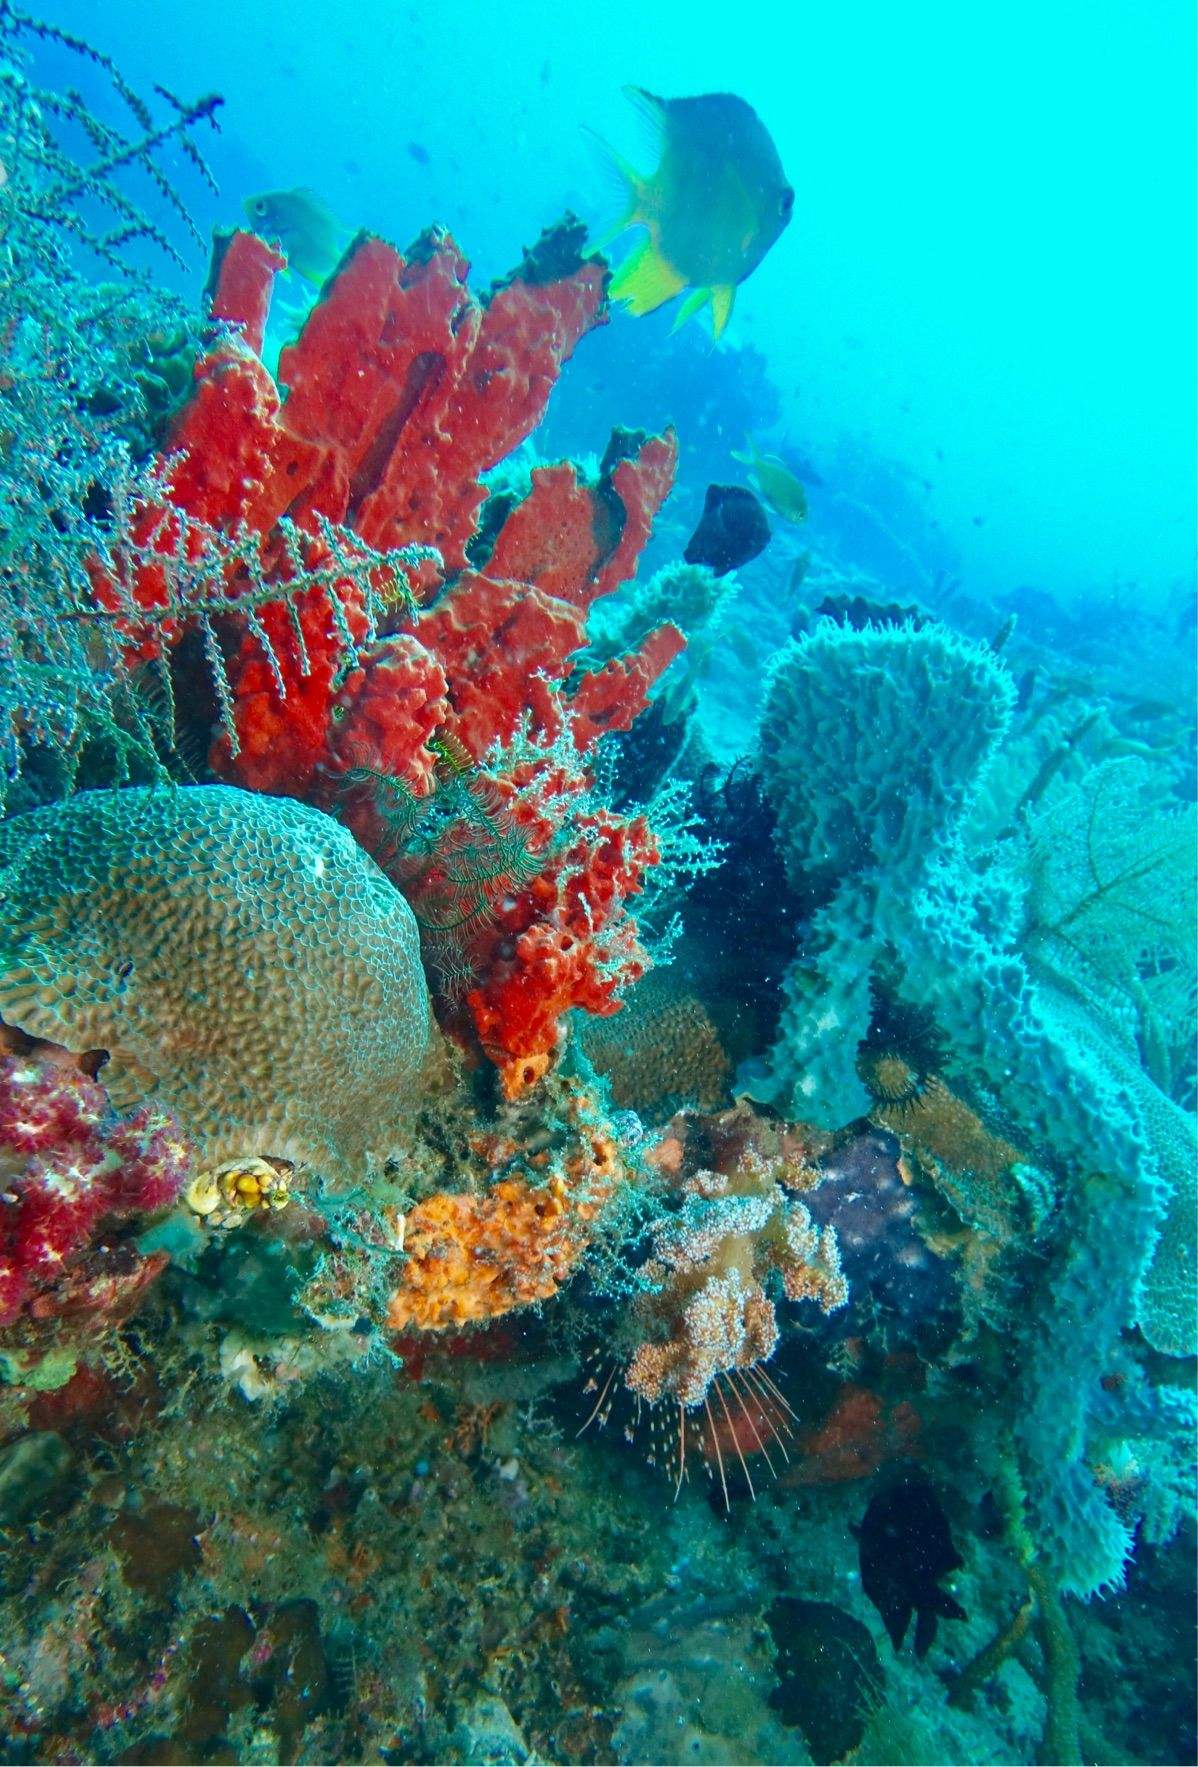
[0,1057,190,1328]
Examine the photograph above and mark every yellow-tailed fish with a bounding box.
[592,88,793,341]
[733,438,808,524]
[243,187,344,286]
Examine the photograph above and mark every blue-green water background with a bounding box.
[33,0,1198,627]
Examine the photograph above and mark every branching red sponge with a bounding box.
[418,432,683,761]
[452,748,661,1092]
[89,218,688,1086]
[95,217,682,810]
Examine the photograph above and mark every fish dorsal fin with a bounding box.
[608,238,687,317]
[623,85,667,137]
[587,90,670,252]
[583,126,648,205]
[583,129,651,247]
[710,284,736,340]
[583,121,660,252]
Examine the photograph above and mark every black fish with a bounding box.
[767,1598,880,1761]
[855,1473,967,1657]
[683,483,771,576]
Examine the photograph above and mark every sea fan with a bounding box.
[0,6,220,809]
[1023,756,1197,1101]
[0,12,432,810]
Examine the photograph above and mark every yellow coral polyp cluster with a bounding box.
[385,1117,621,1332]
[185,1157,291,1228]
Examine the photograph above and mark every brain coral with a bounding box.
[0,786,430,1179]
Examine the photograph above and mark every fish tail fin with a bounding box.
[913,1605,938,1658]
[608,238,687,317]
[669,286,712,332]
[710,284,737,340]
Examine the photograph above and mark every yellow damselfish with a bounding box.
[243,186,345,286]
[592,88,793,340]
[734,437,808,524]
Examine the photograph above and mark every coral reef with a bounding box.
[184,1157,293,1229]
[656,763,804,1072]
[756,617,1015,1127]
[108,222,681,801]
[580,1105,848,1502]
[755,615,1195,1592]
[0,10,220,813]
[1022,757,1196,1093]
[0,1366,677,1763]
[788,1384,923,1485]
[625,1106,846,1409]
[0,786,430,1177]
[856,1017,1037,1247]
[0,15,1192,1765]
[577,967,732,1123]
[387,1091,622,1331]
[91,219,690,1090]
[452,738,667,1091]
[802,1126,961,1345]
[0,1053,188,1368]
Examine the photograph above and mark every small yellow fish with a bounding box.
[733,438,808,524]
[592,88,793,340]
[243,186,344,286]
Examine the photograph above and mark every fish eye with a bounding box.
[780,187,795,215]
[253,199,268,217]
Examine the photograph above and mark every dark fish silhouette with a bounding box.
[855,1473,967,1657]
[683,483,770,576]
[810,591,928,633]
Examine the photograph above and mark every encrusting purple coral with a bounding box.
[803,1127,961,1346]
